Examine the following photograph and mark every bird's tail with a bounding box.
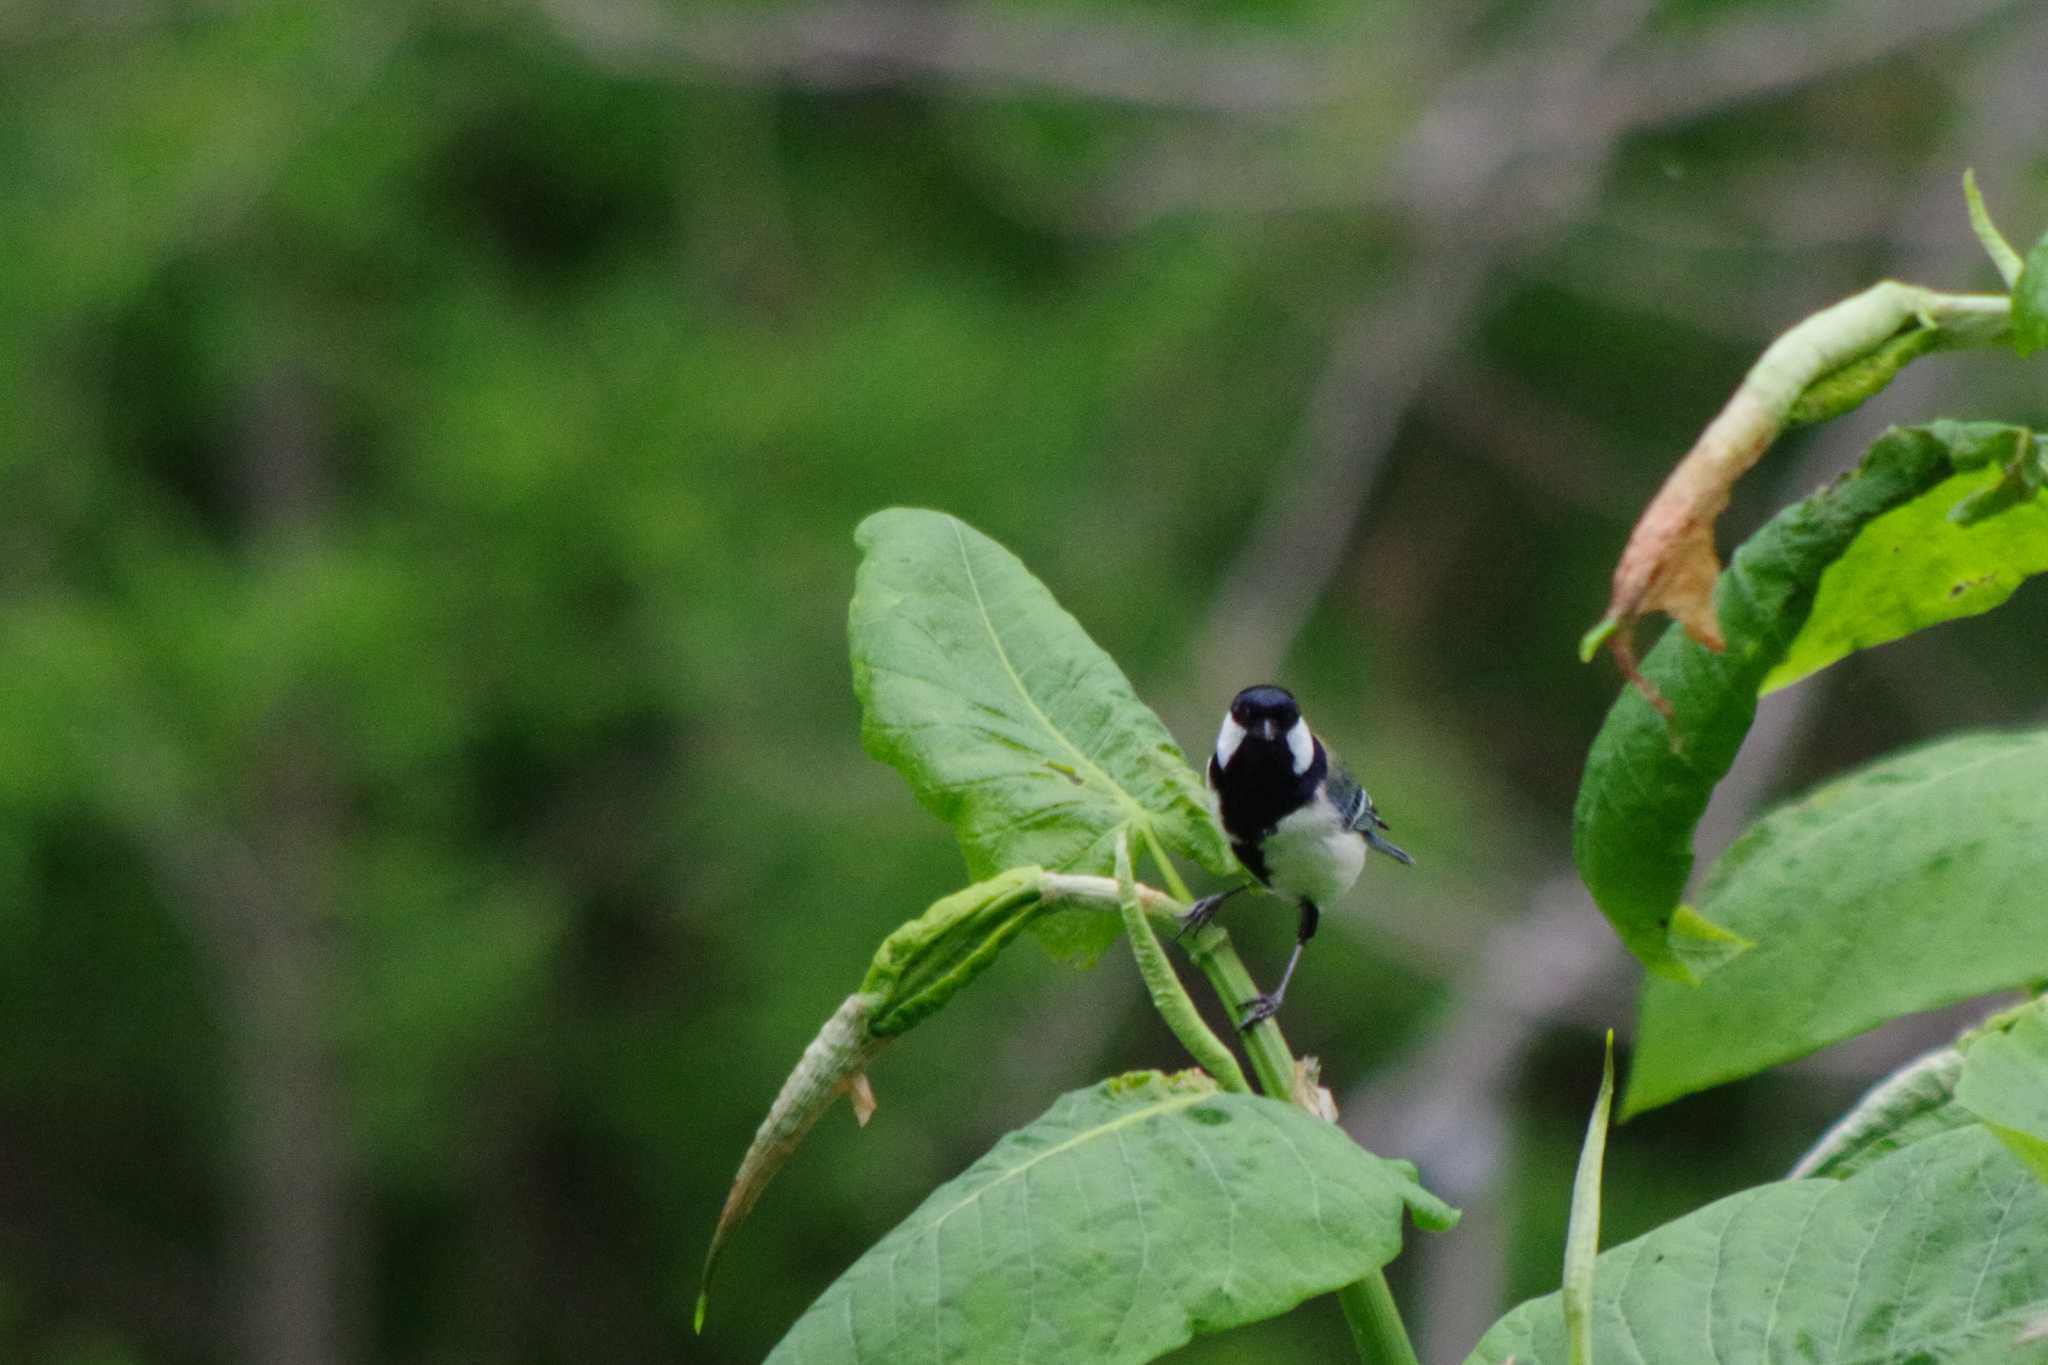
[1365,827,1415,866]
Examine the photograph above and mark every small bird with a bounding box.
[1181,684,1413,1029]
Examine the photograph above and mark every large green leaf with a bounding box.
[1628,729,2048,1114]
[1468,1125,2048,1365]
[1763,450,2048,694]
[766,1071,1455,1365]
[1957,998,2048,1185]
[1574,426,1966,980]
[850,508,1232,961]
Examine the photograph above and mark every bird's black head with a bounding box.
[1228,685,1300,743]
[1211,685,1321,842]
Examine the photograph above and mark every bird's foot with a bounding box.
[1175,893,1229,942]
[1237,992,1284,1032]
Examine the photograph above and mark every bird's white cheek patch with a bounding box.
[1215,714,1247,769]
[1287,719,1314,775]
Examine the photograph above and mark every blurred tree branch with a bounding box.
[1193,0,1659,696]
[535,0,1348,117]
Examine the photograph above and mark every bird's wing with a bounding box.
[1325,763,1386,832]
[1329,760,1415,865]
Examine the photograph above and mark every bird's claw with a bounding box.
[1175,893,1227,942]
[1237,993,1283,1032]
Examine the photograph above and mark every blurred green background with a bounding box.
[2,1,2045,1362]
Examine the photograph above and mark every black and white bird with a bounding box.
[1182,684,1413,1028]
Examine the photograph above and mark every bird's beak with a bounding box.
[1253,718,1278,741]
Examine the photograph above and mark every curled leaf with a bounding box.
[703,866,1068,1327]
[699,992,890,1329]
[1783,325,1941,428]
[862,866,1049,1035]
[1593,283,2011,685]
[1576,425,1967,981]
[1789,1046,1969,1181]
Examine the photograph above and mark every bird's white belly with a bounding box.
[1262,802,1366,906]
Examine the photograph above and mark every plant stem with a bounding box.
[1337,1273,1422,1365]
[1133,827,1422,1365]
[1114,832,1250,1093]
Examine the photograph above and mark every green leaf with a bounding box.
[701,992,889,1326]
[1783,323,1941,427]
[1957,997,2048,1185]
[1628,729,2048,1115]
[2015,230,2048,357]
[1789,1046,1972,1181]
[850,509,1233,962]
[1764,438,2048,694]
[1563,1033,1614,1365]
[1574,425,1963,980]
[767,1071,1455,1365]
[705,867,1068,1324]
[861,866,1051,1036]
[1468,1126,2048,1365]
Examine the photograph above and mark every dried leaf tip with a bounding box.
[846,1071,878,1126]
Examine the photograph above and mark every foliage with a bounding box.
[715,510,1452,1361]
[2016,231,2048,356]
[767,1072,1451,1365]
[1629,729,2048,1112]
[1560,1034,1614,1365]
[1534,183,2048,1365]
[1787,1047,1972,1181]
[1765,432,2048,691]
[1956,999,2048,1186]
[850,509,1233,962]
[1574,424,2007,981]
[1471,1126,2048,1365]
[6,4,2048,1363]
[731,177,2048,1365]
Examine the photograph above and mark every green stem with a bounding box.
[1114,831,1249,1093]
[1963,169,2024,287]
[1337,1273,1422,1365]
[1134,826,1420,1365]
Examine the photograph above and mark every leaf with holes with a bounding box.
[765,1071,1455,1364]
[1469,1125,2048,1364]
[851,508,1232,961]
[1628,728,2048,1115]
